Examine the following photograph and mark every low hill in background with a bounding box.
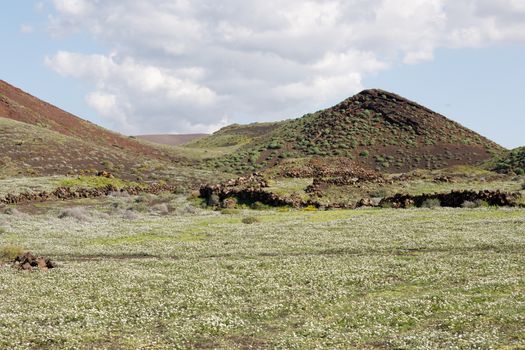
[136,134,208,146]
[192,89,504,174]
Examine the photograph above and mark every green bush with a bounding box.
[242,216,260,224]
[359,150,369,158]
[0,245,24,261]
[268,142,282,150]
[421,198,441,209]
[221,209,240,215]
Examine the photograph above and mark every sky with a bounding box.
[0,1,524,148]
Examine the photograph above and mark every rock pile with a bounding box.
[0,183,177,205]
[13,252,56,271]
[378,190,521,209]
[200,173,318,208]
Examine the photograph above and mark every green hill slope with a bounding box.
[192,89,504,174]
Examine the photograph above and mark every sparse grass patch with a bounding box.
[58,176,141,190]
[58,207,90,221]
[0,245,24,261]
[242,216,260,224]
[0,197,525,349]
[221,208,240,215]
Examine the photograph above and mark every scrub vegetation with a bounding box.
[1,194,525,349]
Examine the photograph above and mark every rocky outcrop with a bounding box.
[201,173,521,210]
[378,190,520,209]
[200,173,312,208]
[0,183,177,205]
[13,252,56,271]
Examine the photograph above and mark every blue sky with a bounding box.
[1,1,524,148]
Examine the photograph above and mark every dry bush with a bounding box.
[421,198,441,209]
[120,209,140,220]
[462,200,489,209]
[242,216,260,224]
[174,204,198,216]
[58,207,90,221]
[151,203,170,215]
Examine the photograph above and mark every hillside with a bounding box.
[0,80,175,162]
[193,89,504,174]
[0,80,201,180]
[136,134,207,146]
[491,147,525,175]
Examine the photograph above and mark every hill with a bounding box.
[490,147,525,175]
[192,89,504,174]
[0,80,172,160]
[136,134,207,146]
[0,80,201,180]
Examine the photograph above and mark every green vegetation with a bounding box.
[186,90,503,175]
[241,216,260,224]
[492,147,525,175]
[0,244,23,261]
[0,197,524,349]
[58,176,142,190]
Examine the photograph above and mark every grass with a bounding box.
[0,195,525,349]
[57,176,142,190]
[0,244,24,262]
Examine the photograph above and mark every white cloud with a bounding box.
[20,24,34,34]
[45,0,525,134]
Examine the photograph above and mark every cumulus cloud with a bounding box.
[44,0,525,134]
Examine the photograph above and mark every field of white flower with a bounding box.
[1,195,524,349]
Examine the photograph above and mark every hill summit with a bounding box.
[194,89,504,173]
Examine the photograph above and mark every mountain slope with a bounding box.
[490,147,525,175]
[0,80,197,180]
[0,80,170,160]
[196,89,504,173]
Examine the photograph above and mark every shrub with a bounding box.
[359,150,369,158]
[242,216,260,224]
[0,227,6,235]
[461,201,477,209]
[461,200,488,209]
[175,205,198,216]
[303,205,318,212]
[0,245,24,261]
[58,207,90,221]
[222,197,238,209]
[268,142,282,150]
[421,198,441,209]
[221,208,240,215]
[207,194,221,207]
[369,189,388,198]
[515,168,525,176]
[151,203,170,215]
[251,202,271,210]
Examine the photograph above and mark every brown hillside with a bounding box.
[0,79,167,159]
